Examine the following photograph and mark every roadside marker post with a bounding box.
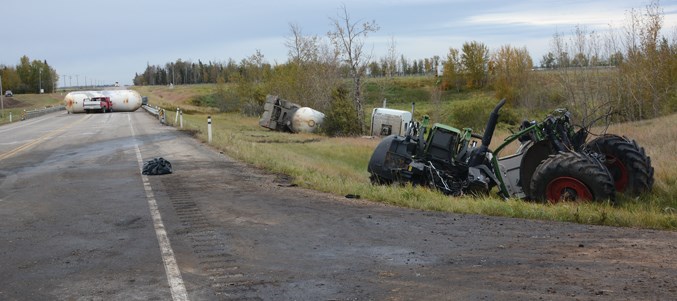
[179,110,183,129]
[174,107,179,124]
[208,116,212,143]
[9,112,12,123]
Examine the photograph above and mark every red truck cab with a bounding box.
[83,96,113,113]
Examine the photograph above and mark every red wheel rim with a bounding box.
[546,177,593,202]
[604,155,629,192]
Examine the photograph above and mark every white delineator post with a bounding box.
[207,116,212,143]
[174,107,179,124]
[179,110,183,129]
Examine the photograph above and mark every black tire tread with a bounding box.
[530,152,615,203]
[586,134,654,195]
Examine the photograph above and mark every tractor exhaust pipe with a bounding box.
[469,99,506,167]
[481,99,506,147]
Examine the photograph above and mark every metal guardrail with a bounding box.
[142,105,167,124]
[22,105,66,120]
[142,104,160,117]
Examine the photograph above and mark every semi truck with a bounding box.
[258,95,325,133]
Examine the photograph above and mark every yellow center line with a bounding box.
[0,115,90,161]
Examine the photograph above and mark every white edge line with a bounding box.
[128,113,189,301]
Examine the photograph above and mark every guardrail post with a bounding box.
[179,110,183,129]
[207,116,212,143]
[174,107,179,124]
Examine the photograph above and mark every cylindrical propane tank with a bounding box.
[291,107,325,133]
[64,89,142,113]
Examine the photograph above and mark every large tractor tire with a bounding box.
[530,152,615,203]
[585,134,654,195]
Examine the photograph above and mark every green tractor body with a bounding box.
[367,100,654,203]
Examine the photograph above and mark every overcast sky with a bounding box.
[2,0,676,86]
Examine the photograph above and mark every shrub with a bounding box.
[321,86,361,136]
[190,94,215,107]
[449,98,519,130]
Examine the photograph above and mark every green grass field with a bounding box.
[136,82,677,230]
[0,92,65,125]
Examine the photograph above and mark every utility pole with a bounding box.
[1,75,4,118]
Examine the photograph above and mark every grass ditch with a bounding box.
[164,109,677,230]
[0,92,64,125]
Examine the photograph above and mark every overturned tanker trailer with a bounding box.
[64,89,143,113]
[259,95,325,133]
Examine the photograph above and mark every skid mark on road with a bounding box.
[128,114,189,301]
[160,176,264,299]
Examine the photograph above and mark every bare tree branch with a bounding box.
[327,4,379,133]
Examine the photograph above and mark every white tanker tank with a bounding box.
[259,95,324,133]
[290,107,325,133]
[65,89,143,113]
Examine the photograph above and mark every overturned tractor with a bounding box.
[367,99,654,203]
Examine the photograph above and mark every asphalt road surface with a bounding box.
[1,110,676,300]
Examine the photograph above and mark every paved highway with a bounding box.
[0,111,192,300]
[1,110,675,300]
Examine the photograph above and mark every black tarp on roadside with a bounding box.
[142,157,173,175]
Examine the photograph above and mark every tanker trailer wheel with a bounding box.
[530,152,615,203]
[585,134,654,195]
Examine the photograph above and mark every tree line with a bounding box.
[1,56,59,94]
[133,53,440,86]
[132,58,269,87]
[440,0,675,122]
[134,0,675,133]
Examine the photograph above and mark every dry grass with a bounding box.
[133,84,219,114]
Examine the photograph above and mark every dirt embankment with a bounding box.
[1,97,29,109]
